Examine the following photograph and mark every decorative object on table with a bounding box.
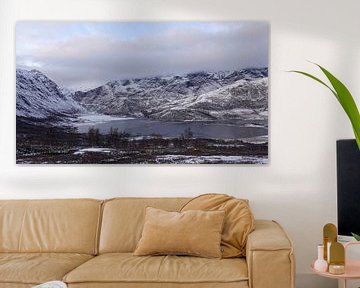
[289,62,360,150]
[318,223,345,275]
[323,223,337,262]
[312,234,360,288]
[32,281,67,288]
[16,21,269,164]
[328,264,345,275]
[329,242,345,275]
[314,244,328,272]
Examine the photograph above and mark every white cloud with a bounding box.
[16,22,269,90]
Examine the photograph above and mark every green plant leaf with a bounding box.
[316,64,360,150]
[288,70,337,98]
[351,232,360,241]
[289,64,360,150]
[353,127,360,149]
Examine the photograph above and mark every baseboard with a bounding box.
[296,273,337,288]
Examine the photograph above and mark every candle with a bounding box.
[329,264,345,275]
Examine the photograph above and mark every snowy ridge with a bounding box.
[153,78,268,121]
[16,69,85,119]
[74,68,268,121]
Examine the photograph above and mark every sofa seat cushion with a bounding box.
[0,253,93,285]
[67,283,249,288]
[64,253,248,285]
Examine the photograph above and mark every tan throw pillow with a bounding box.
[134,207,225,258]
[181,194,254,258]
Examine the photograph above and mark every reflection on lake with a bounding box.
[77,118,268,140]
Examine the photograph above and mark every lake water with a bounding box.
[76,118,268,140]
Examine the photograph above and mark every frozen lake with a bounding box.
[76,117,268,140]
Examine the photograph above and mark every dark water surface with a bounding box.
[77,118,267,140]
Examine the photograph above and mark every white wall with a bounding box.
[1,0,359,287]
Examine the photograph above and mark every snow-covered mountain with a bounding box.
[16,68,268,122]
[74,68,268,121]
[16,69,85,120]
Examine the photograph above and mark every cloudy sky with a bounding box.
[16,21,269,90]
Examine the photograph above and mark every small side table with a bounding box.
[311,242,360,288]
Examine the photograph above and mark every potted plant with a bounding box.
[290,63,360,240]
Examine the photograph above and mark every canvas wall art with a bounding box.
[16,21,269,164]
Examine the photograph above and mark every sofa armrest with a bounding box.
[246,220,295,288]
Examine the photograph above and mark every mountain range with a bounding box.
[16,69,85,120]
[16,68,268,122]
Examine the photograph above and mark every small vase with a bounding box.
[314,244,328,272]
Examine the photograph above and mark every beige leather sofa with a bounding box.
[0,198,295,288]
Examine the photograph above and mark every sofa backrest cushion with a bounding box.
[181,194,254,258]
[0,199,102,254]
[99,198,189,253]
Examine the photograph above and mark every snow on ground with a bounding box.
[244,123,266,128]
[210,143,245,148]
[73,147,115,155]
[155,155,268,164]
[242,135,268,144]
[259,111,268,117]
[72,114,134,126]
[208,108,262,120]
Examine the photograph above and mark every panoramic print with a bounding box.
[16,21,269,164]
